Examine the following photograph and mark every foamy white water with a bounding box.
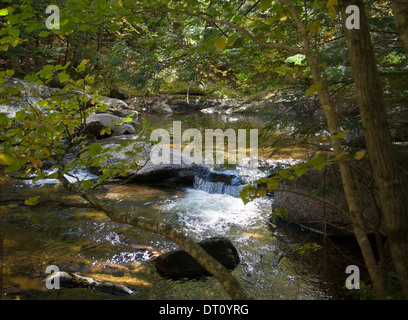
[161,189,272,237]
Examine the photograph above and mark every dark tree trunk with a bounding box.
[339,0,408,299]
[283,0,387,299]
[392,0,408,54]
[97,25,103,52]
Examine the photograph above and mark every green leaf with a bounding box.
[47,172,59,179]
[24,74,39,82]
[306,82,322,96]
[264,17,275,25]
[327,0,338,19]
[88,143,102,156]
[227,33,237,45]
[81,180,93,191]
[0,153,17,166]
[354,150,366,160]
[308,156,326,170]
[25,196,41,206]
[85,75,94,84]
[55,62,71,71]
[215,37,227,50]
[8,28,20,38]
[109,24,121,32]
[58,72,70,83]
[124,116,133,122]
[309,20,321,34]
[0,8,8,16]
[293,163,309,177]
[75,59,90,73]
[260,0,273,11]
[266,177,280,189]
[53,148,66,155]
[240,185,258,204]
[37,125,51,136]
[26,22,40,33]
[37,100,49,107]
[38,65,54,80]
[38,31,51,38]
[333,129,349,139]
[5,85,19,95]
[279,169,295,180]
[286,54,307,66]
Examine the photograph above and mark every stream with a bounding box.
[1,112,335,300]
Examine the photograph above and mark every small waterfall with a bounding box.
[193,176,244,198]
[192,164,261,198]
[191,159,302,198]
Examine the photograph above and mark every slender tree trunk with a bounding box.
[96,25,104,69]
[283,0,387,299]
[392,0,408,54]
[339,0,408,299]
[59,176,252,300]
[64,35,70,66]
[97,25,103,52]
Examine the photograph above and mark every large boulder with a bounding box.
[152,237,240,279]
[130,145,194,184]
[109,108,138,118]
[85,113,136,138]
[0,77,60,117]
[97,144,195,185]
[98,96,129,109]
[93,96,138,119]
[150,101,173,114]
[124,97,139,109]
[109,87,129,100]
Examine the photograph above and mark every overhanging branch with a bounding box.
[130,8,305,55]
[58,175,252,300]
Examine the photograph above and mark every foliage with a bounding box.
[344,281,375,300]
[288,242,323,257]
[0,58,153,199]
[270,207,289,223]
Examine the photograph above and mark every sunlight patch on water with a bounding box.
[20,168,99,186]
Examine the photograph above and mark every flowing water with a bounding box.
[0,112,335,300]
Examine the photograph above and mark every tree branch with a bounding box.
[130,8,305,55]
[273,188,350,218]
[58,175,252,300]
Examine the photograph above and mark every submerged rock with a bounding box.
[152,237,240,279]
[150,101,173,114]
